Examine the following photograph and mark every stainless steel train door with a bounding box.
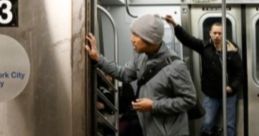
[246,5,259,136]
[190,5,244,136]
[0,0,88,136]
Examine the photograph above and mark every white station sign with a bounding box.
[0,34,30,102]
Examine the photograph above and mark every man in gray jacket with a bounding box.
[85,14,197,136]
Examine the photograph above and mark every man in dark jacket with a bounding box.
[165,15,243,136]
[85,14,197,136]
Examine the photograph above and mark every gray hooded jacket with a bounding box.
[97,43,197,136]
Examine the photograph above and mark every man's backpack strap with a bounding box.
[135,56,179,99]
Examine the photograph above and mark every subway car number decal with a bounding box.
[0,0,17,26]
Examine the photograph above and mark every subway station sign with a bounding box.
[0,0,18,27]
[0,34,30,102]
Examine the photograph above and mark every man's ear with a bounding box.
[209,30,212,38]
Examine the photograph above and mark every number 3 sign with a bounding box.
[0,0,17,26]
[0,0,13,24]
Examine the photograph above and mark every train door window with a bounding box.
[163,24,183,59]
[255,20,259,80]
[202,17,233,42]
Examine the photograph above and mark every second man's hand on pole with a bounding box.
[85,33,100,61]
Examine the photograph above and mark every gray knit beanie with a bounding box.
[131,14,164,45]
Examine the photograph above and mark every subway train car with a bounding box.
[0,0,259,136]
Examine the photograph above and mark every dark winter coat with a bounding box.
[174,25,243,98]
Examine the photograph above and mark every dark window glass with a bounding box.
[256,20,259,79]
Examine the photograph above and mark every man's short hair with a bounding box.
[210,22,222,30]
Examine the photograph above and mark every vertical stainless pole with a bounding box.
[222,0,227,136]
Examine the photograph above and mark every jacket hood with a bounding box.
[226,40,238,52]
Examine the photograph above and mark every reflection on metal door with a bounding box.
[246,6,259,136]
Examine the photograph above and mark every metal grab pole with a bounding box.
[97,5,118,64]
[222,0,227,136]
[97,5,119,136]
